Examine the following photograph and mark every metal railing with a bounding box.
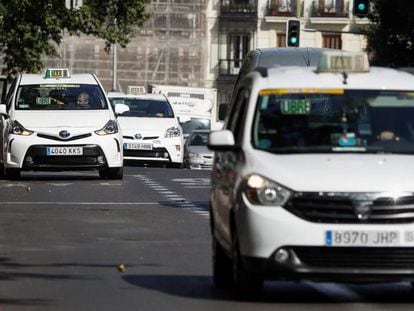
[266,0,297,17]
[220,0,257,16]
[310,0,349,18]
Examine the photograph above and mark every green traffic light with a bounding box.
[358,3,366,11]
[290,37,297,44]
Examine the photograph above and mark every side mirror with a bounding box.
[208,130,239,151]
[0,104,7,117]
[114,103,130,115]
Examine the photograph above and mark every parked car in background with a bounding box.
[108,91,184,168]
[183,129,213,169]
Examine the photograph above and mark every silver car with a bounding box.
[184,130,213,169]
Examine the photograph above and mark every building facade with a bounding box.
[208,0,369,108]
[41,0,369,113]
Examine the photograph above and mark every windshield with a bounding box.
[109,97,174,118]
[16,84,108,110]
[180,118,210,137]
[189,132,209,146]
[253,89,414,154]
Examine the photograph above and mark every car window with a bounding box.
[228,88,249,144]
[15,84,108,110]
[110,98,174,118]
[189,132,209,146]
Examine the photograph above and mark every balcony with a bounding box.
[218,59,242,76]
[310,0,349,18]
[266,0,297,17]
[219,0,258,20]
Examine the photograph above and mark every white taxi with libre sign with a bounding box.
[208,51,414,295]
[108,90,184,167]
[0,68,123,179]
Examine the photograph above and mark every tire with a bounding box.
[100,167,123,180]
[231,231,263,298]
[212,236,233,288]
[4,168,20,180]
[98,169,107,179]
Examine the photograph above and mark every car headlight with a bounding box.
[244,174,291,206]
[165,126,180,138]
[187,152,201,158]
[95,120,118,135]
[10,121,33,136]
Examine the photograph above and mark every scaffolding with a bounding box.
[43,0,209,92]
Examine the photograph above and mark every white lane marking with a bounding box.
[136,175,210,219]
[98,182,122,186]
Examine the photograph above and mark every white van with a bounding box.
[108,92,184,167]
[208,51,414,295]
[0,68,123,179]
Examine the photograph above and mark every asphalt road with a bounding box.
[0,166,413,310]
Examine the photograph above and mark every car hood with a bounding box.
[249,151,414,193]
[118,117,179,131]
[14,110,112,130]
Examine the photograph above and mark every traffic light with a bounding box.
[286,19,300,47]
[353,0,369,17]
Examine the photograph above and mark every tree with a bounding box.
[0,0,150,77]
[364,0,414,67]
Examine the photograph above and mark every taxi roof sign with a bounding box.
[44,68,71,79]
[127,85,146,95]
[317,51,370,73]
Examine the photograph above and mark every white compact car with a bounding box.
[108,92,184,167]
[208,51,414,295]
[0,68,123,179]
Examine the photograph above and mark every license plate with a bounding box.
[46,146,83,156]
[124,142,152,150]
[326,230,400,247]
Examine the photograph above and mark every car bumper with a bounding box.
[185,157,213,169]
[236,194,414,282]
[123,138,183,163]
[5,133,123,170]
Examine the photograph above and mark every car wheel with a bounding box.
[212,236,233,288]
[106,167,123,180]
[4,168,20,180]
[231,230,263,298]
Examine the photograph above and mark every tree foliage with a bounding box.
[365,0,414,67]
[0,0,150,77]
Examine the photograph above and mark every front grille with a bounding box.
[24,145,105,168]
[292,246,414,269]
[123,136,159,140]
[124,147,169,159]
[285,193,414,224]
[37,133,92,141]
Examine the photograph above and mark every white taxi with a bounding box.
[0,68,123,179]
[108,91,184,167]
[208,51,414,295]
